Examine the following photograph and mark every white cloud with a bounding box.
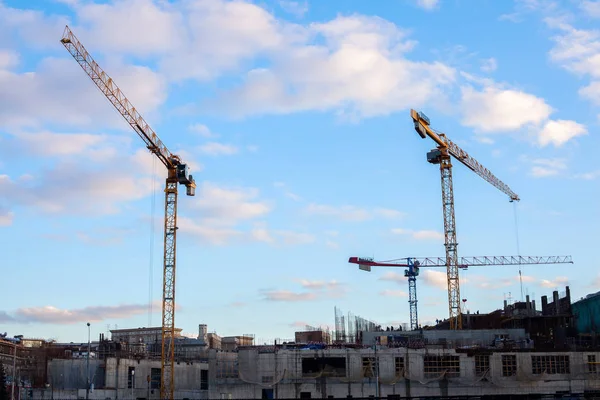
[263,278,345,302]
[263,290,317,302]
[210,14,455,118]
[73,0,183,57]
[379,289,408,297]
[0,49,19,69]
[6,130,123,159]
[379,271,406,284]
[580,1,600,18]
[306,203,403,221]
[189,123,218,138]
[279,1,309,18]
[251,227,275,244]
[391,228,444,241]
[198,142,239,156]
[0,208,13,226]
[540,276,569,288]
[0,161,154,216]
[178,217,243,246]
[416,0,440,11]
[2,302,155,324]
[194,182,271,225]
[579,81,600,104]
[295,279,342,290]
[176,182,273,245]
[528,158,567,178]
[538,119,587,147]
[480,57,497,72]
[285,191,302,201]
[0,57,166,129]
[574,170,600,180]
[421,270,448,290]
[460,85,553,132]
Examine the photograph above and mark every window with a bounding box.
[589,355,597,373]
[474,355,490,377]
[127,367,135,389]
[302,357,346,377]
[501,355,517,377]
[394,357,404,376]
[423,355,460,378]
[531,355,570,375]
[362,357,376,378]
[150,368,161,390]
[200,370,208,391]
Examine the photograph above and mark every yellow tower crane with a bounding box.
[410,109,520,330]
[61,26,196,400]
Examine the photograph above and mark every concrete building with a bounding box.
[221,336,254,352]
[41,357,209,400]
[209,345,600,399]
[295,330,331,344]
[110,327,183,345]
[207,333,222,350]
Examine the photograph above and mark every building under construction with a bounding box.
[3,287,600,399]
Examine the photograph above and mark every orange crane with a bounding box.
[410,109,520,330]
[60,26,196,400]
[348,255,573,331]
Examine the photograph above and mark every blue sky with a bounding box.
[0,0,599,343]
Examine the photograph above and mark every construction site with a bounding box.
[3,288,600,400]
[1,15,596,400]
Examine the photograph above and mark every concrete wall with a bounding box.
[212,347,600,399]
[42,357,208,400]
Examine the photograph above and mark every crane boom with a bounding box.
[411,109,519,201]
[349,255,572,268]
[61,25,196,400]
[349,255,573,330]
[410,109,519,330]
[61,26,175,169]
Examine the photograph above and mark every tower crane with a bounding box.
[410,109,520,330]
[349,255,573,331]
[60,26,196,400]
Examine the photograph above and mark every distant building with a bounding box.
[207,333,222,350]
[110,327,183,345]
[295,330,331,344]
[221,336,254,351]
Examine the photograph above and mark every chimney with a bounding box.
[553,291,560,315]
[531,300,536,313]
[504,300,508,311]
[526,295,531,313]
[541,295,548,315]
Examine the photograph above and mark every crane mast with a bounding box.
[61,26,196,400]
[410,109,519,330]
[349,255,573,330]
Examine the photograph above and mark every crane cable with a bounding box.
[149,156,157,327]
[513,201,523,302]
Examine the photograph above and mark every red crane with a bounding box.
[349,255,573,331]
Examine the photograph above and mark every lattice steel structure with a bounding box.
[410,109,520,330]
[61,26,196,400]
[349,255,572,330]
